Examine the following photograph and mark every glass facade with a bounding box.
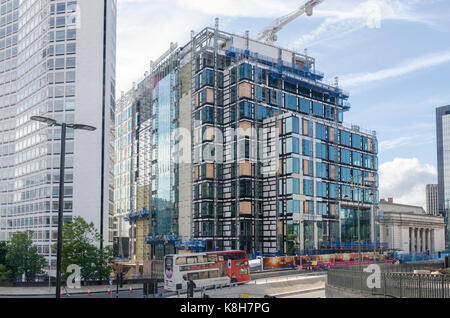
[0,0,117,265]
[436,105,450,249]
[118,27,379,258]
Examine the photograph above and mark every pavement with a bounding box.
[0,272,327,298]
[0,283,144,297]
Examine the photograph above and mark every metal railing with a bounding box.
[327,262,449,298]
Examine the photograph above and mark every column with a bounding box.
[420,229,424,252]
[414,228,418,252]
[408,228,412,253]
[428,229,433,256]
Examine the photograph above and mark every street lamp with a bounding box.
[30,115,96,299]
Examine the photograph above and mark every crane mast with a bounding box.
[256,0,324,45]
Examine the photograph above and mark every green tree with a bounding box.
[0,242,12,280]
[0,264,12,280]
[0,241,7,265]
[57,217,114,281]
[6,231,46,281]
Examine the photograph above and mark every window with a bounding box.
[55,30,65,41]
[299,98,310,113]
[303,179,313,196]
[340,130,351,146]
[238,63,252,81]
[316,162,328,179]
[341,167,351,182]
[284,81,296,93]
[287,178,300,195]
[286,137,299,154]
[239,101,253,119]
[285,117,299,134]
[341,149,351,164]
[286,157,300,174]
[312,102,324,117]
[328,146,337,162]
[268,74,281,89]
[352,152,362,167]
[317,182,327,198]
[66,57,76,68]
[316,143,327,159]
[316,123,327,140]
[302,139,312,156]
[352,134,361,149]
[285,94,297,110]
[67,29,76,40]
[329,183,338,199]
[317,202,327,216]
[287,200,300,214]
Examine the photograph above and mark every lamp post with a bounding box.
[31,116,96,299]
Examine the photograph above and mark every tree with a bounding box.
[6,231,46,281]
[57,217,114,281]
[0,264,12,280]
[0,241,7,265]
[0,242,12,281]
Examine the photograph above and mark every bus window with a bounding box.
[188,273,199,280]
[198,271,209,280]
[219,263,227,277]
[218,255,224,261]
[197,255,206,263]
[187,257,197,264]
[176,257,186,265]
[209,271,219,278]
[207,254,218,262]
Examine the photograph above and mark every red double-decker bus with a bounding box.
[164,250,251,291]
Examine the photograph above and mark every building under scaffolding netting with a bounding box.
[117,21,379,261]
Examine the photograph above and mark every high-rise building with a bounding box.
[119,24,379,260]
[436,105,450,249]
[426,184,438,216]
[0,0,117,266]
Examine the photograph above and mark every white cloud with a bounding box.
[340,49,450,88]
[116,0,212,93]
[292,0,431,49]
[379,158,437,209]
[175,0,297,18]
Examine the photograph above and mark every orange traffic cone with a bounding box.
[60,287,64,297]
[87,288,91,296]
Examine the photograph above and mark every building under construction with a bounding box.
[115,18,380,262]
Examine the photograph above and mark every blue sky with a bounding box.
[116,0,450,207]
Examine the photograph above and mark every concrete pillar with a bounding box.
[431,229,435,254]
[420,229,424,252]
[414,228,418,252]
[428,229,432,254]
[409,228,413,253]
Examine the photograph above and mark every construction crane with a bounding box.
[255,0,324,45]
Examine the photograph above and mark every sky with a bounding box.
[116,0,450,208]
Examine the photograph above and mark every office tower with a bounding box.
[426,184,438,216]
[120,24,379,259]
[0,0,117,267]
[436,105,450,249]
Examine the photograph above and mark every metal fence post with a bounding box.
[399,275,403,298]
[418,275,422,298]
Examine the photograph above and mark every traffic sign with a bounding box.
[228,259,232,269]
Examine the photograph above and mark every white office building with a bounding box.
[0,0,117,267]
